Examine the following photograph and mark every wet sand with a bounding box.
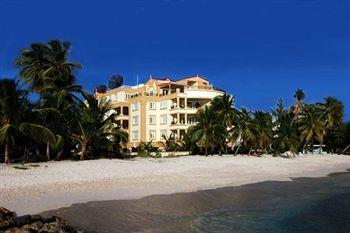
[42,171,350,233]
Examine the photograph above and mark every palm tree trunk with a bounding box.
[302,144,307,154]
[80,143,87,160]
[248,147,252,155]
[4,143,10,164]
[343,144,350,155]
[46,142,50,161]
[234,145,241,156]
[24,147,29,162]
[57,147,64,161]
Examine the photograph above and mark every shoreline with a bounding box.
[1,154,350,215]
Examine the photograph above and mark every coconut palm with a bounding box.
[293,89,306,115]
[321,97,344,129]
[211,94,234,152]
[211,94,234,126]
[235,108,257,155]
[253,111,273,153]
[15,40,82,94]
[72,94,127,160]
[319,97,345,153]
[298,105,326,151]
[272,109,300,155]
[227,108,248,155]
[0,79,56,163]
[37,91,80,160]
[294,89,305,105]
[190,106,226,155]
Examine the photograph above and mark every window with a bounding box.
[149,102,156,110]
[132,131,139,141]
[111,94,117,101]
[122,106,129,115]
[122,120,129,129]
[148,88,154,95]
[162,89,169,96]
[160,101,168,109]
[149,130,156,140]
[149,115,156,125]
[160,115,167,124]
[132,116,139,126]
[132,102,139,111]
[160,130,167,138]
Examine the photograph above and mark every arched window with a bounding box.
[148,87,154,95]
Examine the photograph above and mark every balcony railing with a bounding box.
[170,106,200,111]
[171,120,198,125]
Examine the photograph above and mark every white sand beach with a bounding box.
[1,154,350,215]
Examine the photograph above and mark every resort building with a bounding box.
[95,76,225,149]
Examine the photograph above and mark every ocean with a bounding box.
[43,170,350,233]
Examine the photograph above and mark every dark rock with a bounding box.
[29,215,42,222]
[39,222,62,233]
[1,207,85,233]
[14,215,32,226]
[4,227,19,233]
[0,207,16,230]
[28,221,43,231]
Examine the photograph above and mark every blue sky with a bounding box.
[0,0,349,119]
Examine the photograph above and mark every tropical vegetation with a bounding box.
[1,40,127,163]
[1,40,349,163]
[186,91,349,157]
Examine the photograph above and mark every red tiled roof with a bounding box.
[151,75,208,82]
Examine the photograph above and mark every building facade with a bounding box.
[95,76,225,149]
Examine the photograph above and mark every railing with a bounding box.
[186,86,213,90]
[171,120,198,125]
[170,106,199,110]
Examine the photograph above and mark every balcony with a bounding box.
[170,117,198,127]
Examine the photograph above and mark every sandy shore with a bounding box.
[1,154,349,215]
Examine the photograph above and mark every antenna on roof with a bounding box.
[136,75,139,87]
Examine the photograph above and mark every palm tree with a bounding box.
[253,111,273,153]
[211,94,235,153]
[0,79,56,163]
[211,94,234,126]
[294,89,305,105]
[321,97,344,129]
[293,89,306,114]
[72,94,127,160]
[137,140,160,157]
[190,106,226,156]
[238,108,258,155]
[15,40,82,94]
[272,108,300,155]
[298,105,326,151]
[36,91,79,160]
[160,135,180,152]
[319,97,344,154]
[227,108,244,155]
[15,40,84,160]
